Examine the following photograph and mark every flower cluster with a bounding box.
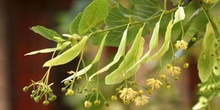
[119,88,137,104]
[118,88,150,106]
[175,40,188,50]
[23,80,57,105]
[165,64,182,77]
[146,78,163,90]
[61,76,109,108]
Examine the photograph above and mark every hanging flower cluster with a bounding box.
[118,88,150,106]
[175,40,188,50]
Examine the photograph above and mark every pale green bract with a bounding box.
[173,6,185,24]
[89,25,129,81]
[62,33,108,82]
[192,96,208,110]
[126,21,161,73]
[25,41,71,56]
[198,22,216,82]
[151,19,173,60]
[43,36,89,67]
[105,24,145,85]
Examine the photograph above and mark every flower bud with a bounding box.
[61,87,66,92]
[104,101,109,106]
[94,100,101,106]
[23,86,29,92]
[138,89,144,95]
[183,63,189,68]
[66,89,74,96]
[34,96,40,103]
[64,81,69,85]
[111,95,118,101]
[84,101,92,108]
[160,74,166,80]
[43,100,50,105]
[192,37,197,42]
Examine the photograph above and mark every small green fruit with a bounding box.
[66,89,74,96]
[94,100,101,106]
[23,86,29,92]
[43,100,50,105]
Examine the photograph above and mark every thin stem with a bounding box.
[180,21,185,39]
[201,3,212,23]
[164,0,167,11]
[41,49,57,84]
[76,50,85,72]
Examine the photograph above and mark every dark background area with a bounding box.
[5,0,75,110]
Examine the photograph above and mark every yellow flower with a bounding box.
[173,66,181,76]
[175,40,188,50]
[134,95,150,106]
[119,88,137,104]
[165,64,181,76]
[146,78,163,89]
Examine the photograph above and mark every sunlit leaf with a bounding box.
[105,24,145,85]
[198,22,216,82]
[43,36,89,67]
[78,0,109,34]
[31,26,64,42]
[89,25,129,80]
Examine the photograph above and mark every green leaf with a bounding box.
[63,33,108,82]
[107,26,139,46]
[78,0,109,34]
[151,19,173,60]
[90,6,141,47]
[69,13,83,35]
[89,25,129,80]
[90,25,139,47]
[43,36,89,67]
[198,22,216,82]
[31,26,63,42]
[105,7,129,27]
[105,24,145,85]
[185,11,208,38]
[132,0,162,20]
